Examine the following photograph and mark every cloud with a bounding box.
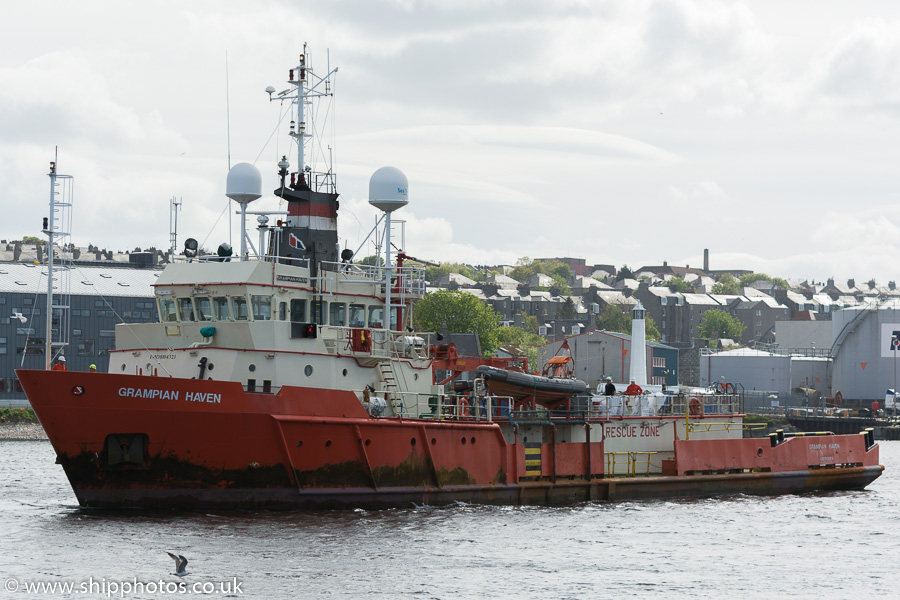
[0,52,187,150]
[811,209,900,245]
[668,181,733,226]
[814,19,900,113]
[5,0,900,286]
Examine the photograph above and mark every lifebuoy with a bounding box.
[689,396,702,416]
[458,397,470,418]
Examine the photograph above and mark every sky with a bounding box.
[4,0,900,284]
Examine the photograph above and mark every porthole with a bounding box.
[342,369,348,376]
[757,447,763,457]
[414,373,418,380]
[249,364,256,372]
[461,437,467,445]
[325,439,332,447]
[365,439,371,446]
[470,437,476,445]
[305,365,313,377]
[410,438,417,446]
[121,364,126,372]
[207,363,214,371]
[296,441,303,447]
[431,438,437,445]
[146,363,152,371]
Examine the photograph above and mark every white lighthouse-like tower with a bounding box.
[630,301,648,387]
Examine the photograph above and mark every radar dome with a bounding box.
[226,162,262,204]
[368,166,409,213]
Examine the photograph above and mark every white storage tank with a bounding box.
[832,300,900,401]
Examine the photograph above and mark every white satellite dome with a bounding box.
[368,166,409,213]
[226,162,262,204]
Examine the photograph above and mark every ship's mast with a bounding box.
[43,156,73,369]
[264,46,340,273]
[270,44,339,196]
[169,195,181,262]
[294,43,307,184]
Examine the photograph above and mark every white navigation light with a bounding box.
[226,162,262,204]
[368,166,409,213]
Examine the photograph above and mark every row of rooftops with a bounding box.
[0,242,168,268]
[436,273,892,313]
[4,240,898,309]
[446,268,898,298]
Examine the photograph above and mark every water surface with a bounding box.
[2,440,898,598]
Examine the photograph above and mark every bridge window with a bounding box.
[212,297,230,320]
[368,306,384,329]
[177,298,195,322]
[290,299,307,322]
[195,297,213,321]
[349,304,365,327]
[232,296,249,321]
[251,295,272,320]
[329,302,346,326]
[159,298,177,322]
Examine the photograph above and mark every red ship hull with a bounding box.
[17,369,883,509]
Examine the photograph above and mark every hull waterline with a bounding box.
[18,369,883,510]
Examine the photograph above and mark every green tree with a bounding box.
[698,309,746,341]
[616,265,634,281]
[595,305,660,342]
[547,262,572,282]
[550,275,572,295]
[21,236,44,245]
[711,273,740,295]
[495,325,546,372]
[521,313,540,334]
[422,262,473,282]
[738,273,787,290]
[597,305,631,333]
[359,254,384,267]
[645,316,661,342]
[559,297,577,319]
[509,257,540,282]
[413,290,501,354]
[510,257,573,286]
[665,277,691,293]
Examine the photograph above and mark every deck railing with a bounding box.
[368,391,746,422]
[605,451,657,476]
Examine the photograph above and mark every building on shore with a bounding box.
[1,263,158,400]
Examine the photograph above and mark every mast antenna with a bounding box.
[226,51,233,248]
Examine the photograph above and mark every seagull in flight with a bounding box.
[167,552,189,577]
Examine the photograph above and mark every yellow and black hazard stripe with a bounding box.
[525,442,542,477]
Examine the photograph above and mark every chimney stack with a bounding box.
[703,248,709,272]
